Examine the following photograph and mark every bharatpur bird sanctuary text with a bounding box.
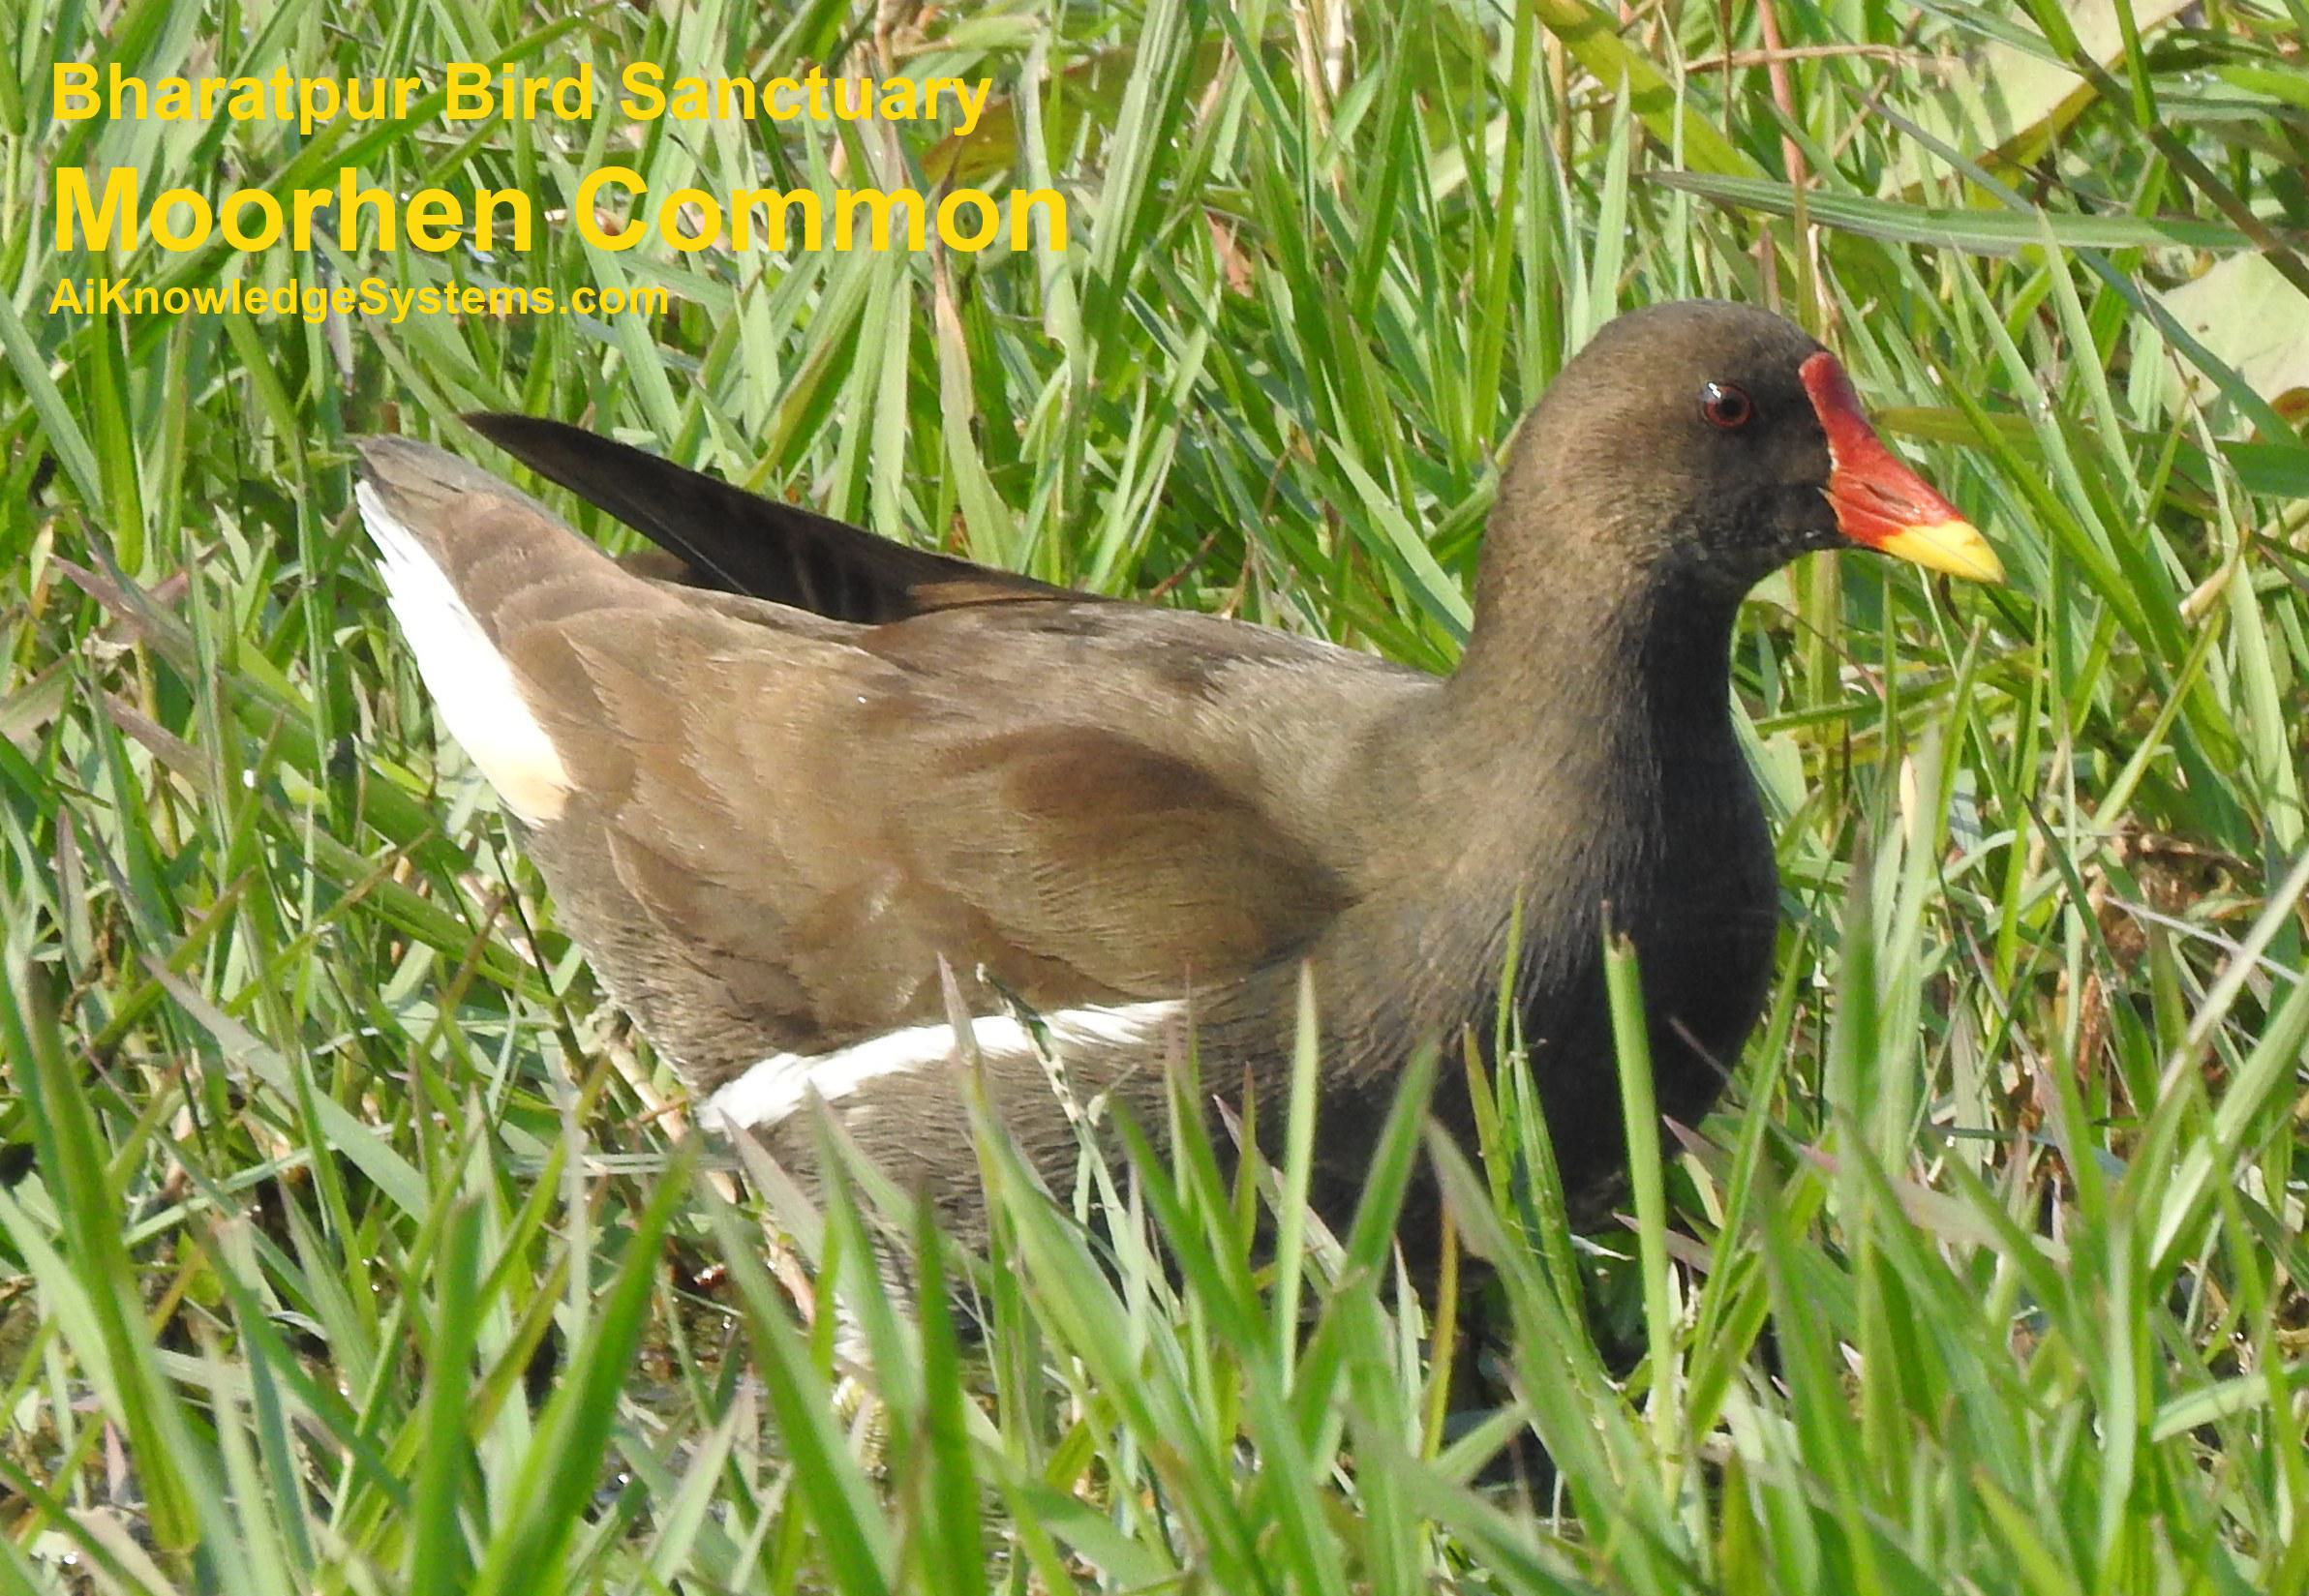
[46,62,1068,267]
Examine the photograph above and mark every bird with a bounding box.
[351,299,2000,1260]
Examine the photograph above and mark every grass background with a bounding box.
[5,0,2309,1590]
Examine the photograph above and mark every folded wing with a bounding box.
[352,434,1370,1093]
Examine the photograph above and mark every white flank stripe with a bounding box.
[701,1000,1180,1131]
[356,480,571,824]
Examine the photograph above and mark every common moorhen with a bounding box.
[353,300,1998,1250]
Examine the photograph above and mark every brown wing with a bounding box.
[355,434,1386,1088]
[462,413,1075,622]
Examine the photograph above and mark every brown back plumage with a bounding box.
[354,433,1412,1079]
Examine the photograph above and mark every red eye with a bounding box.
[1701,381,1753,430]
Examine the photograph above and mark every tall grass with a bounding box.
[4,0,2306,1589]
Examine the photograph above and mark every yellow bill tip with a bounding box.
[1874,518,2004,585]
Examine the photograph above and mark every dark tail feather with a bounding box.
[462,413,1078,624]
